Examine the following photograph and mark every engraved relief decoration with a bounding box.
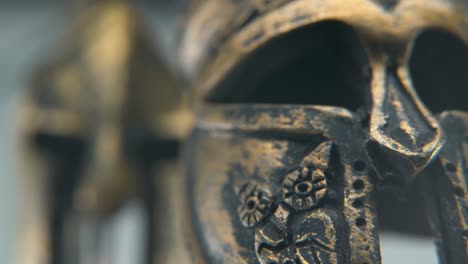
[235,141,338,264]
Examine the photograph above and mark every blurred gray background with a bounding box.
[0,1,438,263]
[0,2,66,264]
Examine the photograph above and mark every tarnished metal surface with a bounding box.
[423,112,468,264]
[180,0,468,263]
[188,105,380,263]
[15,0,468,263]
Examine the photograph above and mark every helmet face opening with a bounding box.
[206,20,370,112]
[409,28,468,113]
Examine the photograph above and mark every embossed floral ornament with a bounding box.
[255,204,337,264]
[237,182,273,228]
[235,142,336,263]
[282,142,332,211]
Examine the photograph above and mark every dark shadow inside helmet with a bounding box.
[206,20,371,111]
[410,28,468,113]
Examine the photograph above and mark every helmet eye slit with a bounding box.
[206,21,371,111]
[409,28,468,113]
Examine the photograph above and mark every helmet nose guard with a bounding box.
[366,59,445,186]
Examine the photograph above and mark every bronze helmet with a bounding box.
[18,1,192,263]
[179,0,468,263]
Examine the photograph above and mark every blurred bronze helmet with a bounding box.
[179,0,468,263]
[18,1,191,264]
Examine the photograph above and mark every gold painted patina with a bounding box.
[16,0,468,263]
[180,0,468,263]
